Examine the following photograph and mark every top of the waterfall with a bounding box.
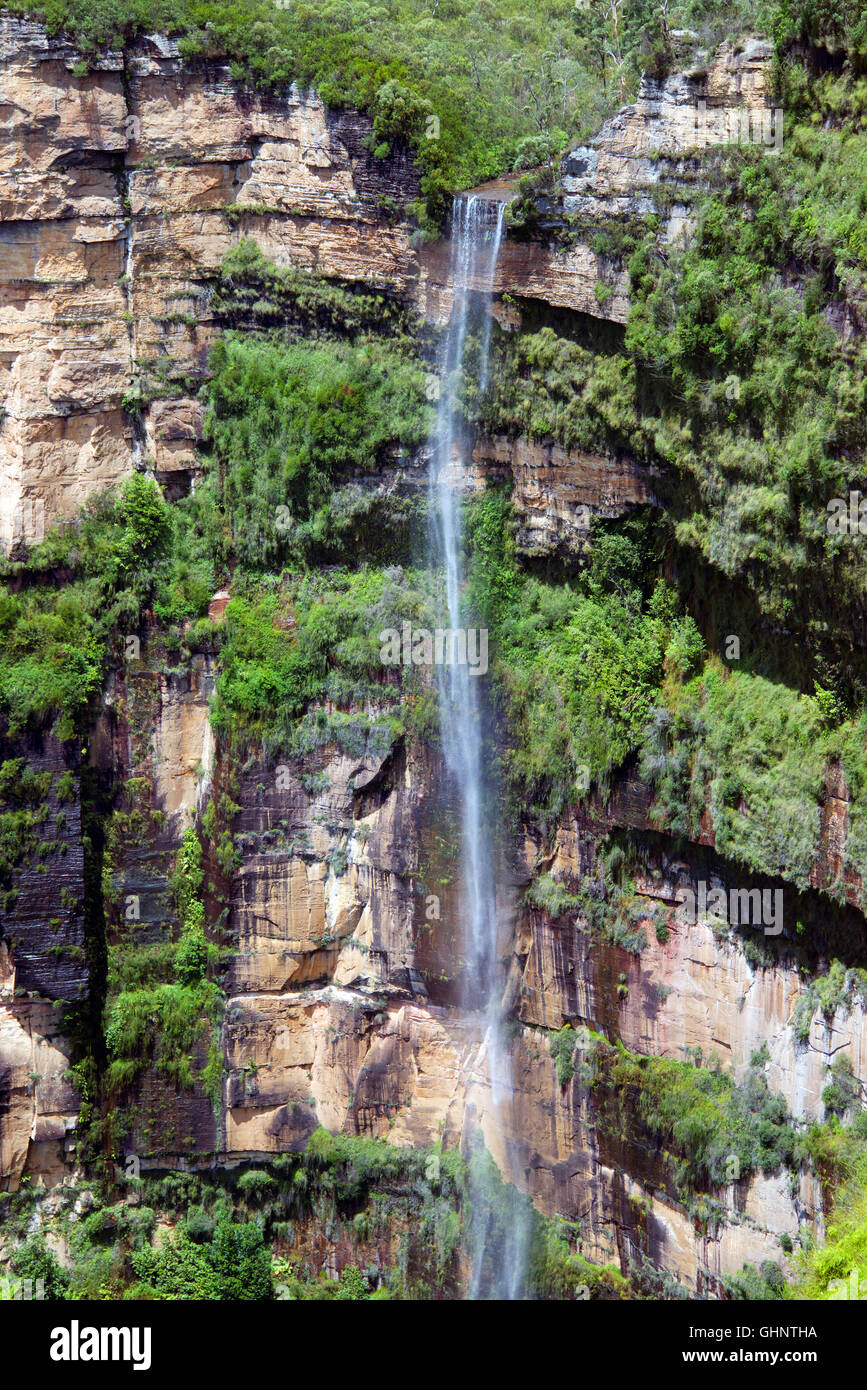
[460,176,520,204]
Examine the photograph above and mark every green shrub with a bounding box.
[104,980,222,1093]
[202,332,428,569]
[9,1236,69,1300]
[591,1040,799,1199]
[131,1216,271,1300]
[237,1170,276,1201]
[185,1210,215,1244]
[550,1026,578,1088]
[211,566,432,754]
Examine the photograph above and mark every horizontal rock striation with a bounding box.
[560,39,778,234]
[1,22,840,1296]
[0,15,421,546]
[0,17,777,550]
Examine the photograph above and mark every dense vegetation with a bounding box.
[549,1028,803,1214]
[0,474,174,737]
[0,1129,625,1299]
[624,136,867,698]
[466,492,704,825]
[4,0,867,1303]
[211,566,434,756]
[786,1116,867,1299]
[11,0,840,222]
[469,12,867,921]
[204,333,429,566]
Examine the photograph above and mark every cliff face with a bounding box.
[0,16,421,546]
[560,38,778,228]
[1,15,859,1298]
[4,14,756,545]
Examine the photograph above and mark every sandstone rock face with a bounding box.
[144,398,205,479]
[0,728,88,1190]
[473,434,659,555]
[561,39,779,236]
[517,893,867,1124]
[518,796,867,1121]
[0,660,840,1288]
[0,17,421,546]
[0,17,130,548]
[0,18,776,548]
[0,20,836,1293]
[225,733,464,1003]
[419,234,630,326]
[473,1024,822,1290]
[81,689,825,1291]
[216,969,816,1293]
[0,946,81,1191]
[148,658,215,826]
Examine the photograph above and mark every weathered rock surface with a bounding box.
[419,234,631,326]
[473,434,659,554]
[86,685,834,1289]
[0,733,86,1001]
[0,664,847,1287]
[212,974,818,1293]
[561,39,779,235]
[0,20,843,1294]
[0,17,777,550]
[0,16,421,546]
[0,945,80,1190]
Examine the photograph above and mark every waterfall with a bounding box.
[429,194,504,1020]
[427,194,530,1299]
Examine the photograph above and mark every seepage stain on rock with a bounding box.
[0,730,86,1190]
[0,734,87,1001]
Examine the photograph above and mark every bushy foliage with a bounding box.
[791,960,867,1043]
[203,332,429,570]
[174,903,208,987]
[723,1260,786,1299]
[0,475,173,737]
[592,1039,799,1198]
[640,661,826,886]
[171,828,202,915]
[9,1236,69,1300]
[302,1126,465,1202]
[104,978,222,1095]
[787,1118,867,1298]
[171,828,211,987]
[471,494,701,823]
[529,1218,628,1299]
[550,1025,579,1087]
[211,565,433,754]
[212,239,412,340]
[0,759,54,900]
[625,133,867,697]
[131,1216,271,1299]
[526,875,582,922]
[484,323,643,452]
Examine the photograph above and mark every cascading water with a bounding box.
[427,194,531,1299]
[428,194,505,1028]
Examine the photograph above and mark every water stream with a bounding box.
[427,194,530,1299]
